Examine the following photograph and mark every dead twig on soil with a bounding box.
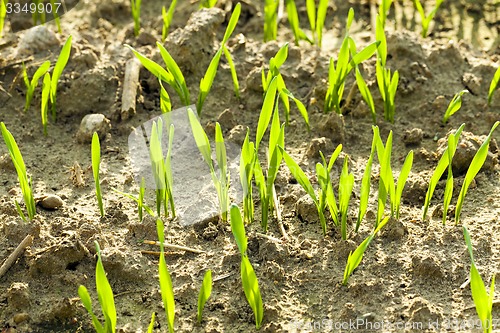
[143,240,205,254]
[0,235,33,280]
[121,57,142,120]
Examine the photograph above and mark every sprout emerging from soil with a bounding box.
[230,204,264,329]
[285,0,311,45]
[240,129,256,224]
[130,0,141,36]
[442,90,468,124]
[264,0,279,42]
[414,0,444,38]
[188,108,230,222]
[488,66,500,106]
[156,218,175,333]
[0,122,36,221]
[78,241,117,333]
[463,226,496,333]
[197,270,212,324]
[92,132,104,217]
[378,0,393,28]
[306,0,328,48]
[343,216,389,285]
[161,0,177,43]
[22,60,50,112]
[455,121,500,224]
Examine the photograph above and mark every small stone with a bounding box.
[7,283,30,310]
[318,113,345,144]
[16,25,60,56]
[217,109,236,130]
[462,72,481,96]
[227,124,247,145]
[295,195,318,224]
[37,194,64,210]
[403,128,424,146]
[136,31,157,46]
[77,114,111,144]
[432,95,447,111]
[305,137,334,159]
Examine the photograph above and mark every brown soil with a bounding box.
[0,0,500,332]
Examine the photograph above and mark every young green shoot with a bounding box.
[50,35,72,122]
[230,205,264,329]
[162,0,177,43]
[197,3,241,115]
[281,146,342,236]
[92,132,104,217]
[339,158,354,240]
[343,216,389,285]
[200,0,217,8]
[78,241,117,333]
[159,79,172,113]
[488,66,500,106]
[442,134,456,224]
[455,121,499,224]
[463,226,495,333]
[394,151,413,219]
[262,43,310,127]
[22,60,51,112]
[374,127,394,227]
[127,43,190,106]
[306,0,328,48]
[188,108,229,222]
[325,9,379,114]
[41,72,51,135]
[0,0,6,38]
[130,0,141,36]
[197,270,212,324]
[0,122,36,221]
[156,218,175,333]
[147,312,155,333]
[422,124,464,221]
[356,132,377,231]
[414,0,444,38]
[149,119,175,217]
[240,129,256,223]
[355,67,377,123]
[50,0,62,33]
[254,104,285,231]
[285,0,311,45]
[112,182,155,222]
[375,15,398,123]
[443,90,468,123]
[378,0,393,28]
[264,0,279,42]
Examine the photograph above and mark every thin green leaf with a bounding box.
[156,219,175,333]
[41,73,51,135]
[230,204,247,255]
[197,48,223,115]
[455,121,500,224]
[197,270,212,324]
[92,132,104,217]
[50,35,72,120]
[256,77,278,149]
[222,45,240,98]
[188,108,214,171]
[157,42,190,105]
[395,151,413,219]
[488,66,500,106]
[241,256,264,329]
[280,148,317,203]
[95,242,116,333]
[222,3,241,44]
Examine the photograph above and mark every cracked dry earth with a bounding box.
[0,0,500,332]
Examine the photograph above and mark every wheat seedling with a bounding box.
[464,226,495,333]
[197,270,212,324]
[355,67,377,123]
[343,216,389,285]
[197,3,241,114]
[306,0,328,48]
[356,131,377,231]
[161,0,177,42]
[50,35,72,121]
[455,121,499,224]
[156,218,175,333]
[414,0,444,38]
[91,132,104,217]
[488,66,500,106]
[22,60,50,112]
[188,108,230,222]
[443,90,468,123]
[149,118,175,217]
[378,0,392,28]
[78,241,117,333]
[0,122,36,221]
[339,158,354,240]
[324,9,379,114]
[240,129,256,224]
[264,0,279,42]
[130,0,141,36]
[230,204,264,329]
[285,0,311,45]
[147,312,155,333]
[41,72,51,135]
[421,124,465,221]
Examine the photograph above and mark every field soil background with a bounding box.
[1,0,500,332]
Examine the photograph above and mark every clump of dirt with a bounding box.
[0,0,500,332]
